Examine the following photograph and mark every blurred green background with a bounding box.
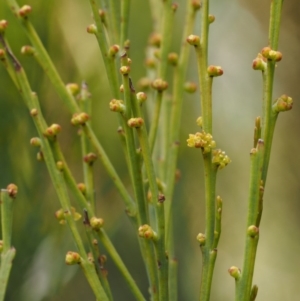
[0,0,299,300]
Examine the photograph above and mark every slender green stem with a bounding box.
[130,92,168,301]
[0,190,14,253]
[0,248,16,301]
[98,230,146,301]
[236,141,264,301]
[268,0,283,50]
[108,0,120,44]
[120,0,130,48]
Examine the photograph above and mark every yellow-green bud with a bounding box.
[186,34,200,46]
[184,82,197,93]
[196,233,206,246]
[108,44,120,57]
[66,83,80,96]
[83,152,97,164]
[65,251,81,265]
[208,14,215,24]
[21,45,35,56]
[151,78,168,92]
[228,266,241,280]
[6,183,18,198]
[87,24,97,34]
[136,92,147,104]
[247,225,259,237]
[0,20,8,33]
[207,65,223,77]
[168,52,178,66]
[19,5,32,18]
[272,94,293,112]
[71,112,90,125]
[30,137,41,147]
[109,99,125,113]
[90,217,104,230]
[148,33,161,47]
[128,118,144,128]
[120,65,130,75]
[138,224,157,240]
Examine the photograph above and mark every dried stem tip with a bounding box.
[207,65,223,77]
[19,5,32,17]
[0,20,8,32]
[6,183,18,198]
[187,34,200,46]
[128,118,144,128]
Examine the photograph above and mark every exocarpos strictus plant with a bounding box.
[0,0,295,300]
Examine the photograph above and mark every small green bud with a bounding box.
[148,33,161,47]
[77,183,86,194]
[19,5,32,18]
[30,108,38,116]
[145,58,156,69]
[168,52,178,66]
[128,117,144,128]
[191,0,201,11]
[207,65,223,77]
[261,46,282,62]
[151,78,168,91]
[83,152,97,164]
[90,217,104,230]
[272,94,293,112]
[30,137,41,147]
[184,81,197,93]
[196,116,203,127]
[109,99,125,113]
[56,161,64,171]
[0,49,5,59]
[86,24,97,34]
[196,233,206,246]
[0,241,3,253]
[136,92,147,104]
[71,112,90,125]
[44,123,62,136]
[228,266,241,280]
[66,83,80,96]
[21,45,35,56]
[0,20,8,33]
[120,65,130,75]
[208,14,215,24]
[6,183,18,198]
[108,44,120,57]
[65,251,81,265]
[187,34,200,46]
[138,224,157,240]
[247,225,259,237]
[252,53,267,71]
[250,285,258,301]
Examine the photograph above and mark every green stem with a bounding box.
[120,0,130,48]
[0,248,16,301]
[108,0,120,44]
[236,141,264,301]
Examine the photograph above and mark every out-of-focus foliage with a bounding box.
[0,0,299,300]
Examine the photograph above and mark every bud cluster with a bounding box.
[71,112,89,125]
[90,216,104,230]
[207,65,223,77]
[151,78,168,92]
[261,46,282,62]
[272,94,293,113]
[187,131,216,154]
[128,117,144,128]
[55,207,81,225]
[109,99,125,113]
[138,224,157,240]
[212,149,231,170]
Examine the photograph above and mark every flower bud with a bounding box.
[87,24,97,34]
[21,45,35,56]
[108,44,120,58]
[151,78,168,92]
[109,99,125,113]
[208,14,215,24]
[148,33,161,47]
[191,0,201,11]
[120,65,130,75]
[184,82,197,93]
[83,152,97,164]
[0,20,8,33]
[138,224,157,240]
[136,92,147,104]
[90,217,104,230]
[145,58,156,69]
[71,112,90,125]
[44,123,61,136]
[196,233,206,246]
[0,49,5,59]
[65,251,81,265]
[77,183,86,194]
[6,183,18,198]
[252,53,267,71]
[196,116,203,127]
[30,108,38,116]
[19,5,32,18]
[66,83,80,96]
[30,137,41,147]
[228,266,241,280]
[207,65,223,77]
[168,52,178,66]
[128,118,144,128]
[56,161,64,171]
[272,94,293,112]
[247,225,259,237]
[261,46,282,62]
[187,34,200,46]
[187,131,216,153]
[212,149,231,170]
